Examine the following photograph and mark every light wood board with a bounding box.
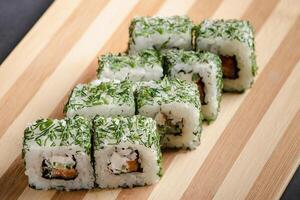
[0,0,299,199]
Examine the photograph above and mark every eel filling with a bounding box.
[192,73,206,105]
[41,155,78,180]
[220,55,240,79]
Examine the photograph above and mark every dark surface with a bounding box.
[281,167,300,200]
[0,0,53,64]
[0,1,299,199]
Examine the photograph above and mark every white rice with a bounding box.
[67,104,134,119]
[100,64,163,82]
[197,38,253,91]
[170,61,221,121]
[65,79,135,119]
[94,143,160,188]
[24,146,94,190]
[139,102,201,149]
[129,32,192,54]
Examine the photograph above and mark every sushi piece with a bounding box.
[22,115,94,190]
[93,115,162,188]
[64,79,135,119]
[97,50,163,82]
[128,16,193,54]
[136,78,202,149]
[164,50,223,122]
[194,19,257,92]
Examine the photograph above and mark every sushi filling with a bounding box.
[220,55,240,79]
[108,147,143,175]
[192,73,206,105]
[41,155,78,180]
[155,112,183,136]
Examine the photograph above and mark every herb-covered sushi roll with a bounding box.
[128,16,193,54]
[195,19,257,92]
[97,50,163,82]
[22,116,94,190]
[64,79,135,119]
[136,78,202,149]
[164,50,223,121]
[93,115,162,188]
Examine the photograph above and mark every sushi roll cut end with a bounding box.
[22,116,94,190]
[195,19,257,92]
[136,78,202,149]
[93,116,162,188]
[164,50,223,121]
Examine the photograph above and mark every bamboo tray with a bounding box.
[0,0,299,199]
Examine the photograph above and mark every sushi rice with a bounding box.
[164,50,223,121]
[64,79,135,119]
[136,78,202,149]
[22,16,258,191]
[128,16,193,54]
[93,115,162,188]
[195,19,257,92]
[22,116,94,190]
[97,50,163,82]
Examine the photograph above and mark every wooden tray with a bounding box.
[0,0,299,199]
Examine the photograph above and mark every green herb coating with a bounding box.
[194,19,257,76]
[164,50,223,120]
[136,78,201,110]
[129,16,193,38]
[64,80,134,113]
[93,115,162,176]
[23,115,92,155]
[97,50,162,76]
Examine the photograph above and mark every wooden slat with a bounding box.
[0,0,139,177]
[0,0,109,137]
[87,1,197,199]
[0,0,299,199]
[0,0,81,98]
[155,0,196,16]
[149,0,293,199]
[241,0,279,31]
[212,0,253,19]
[181,10,300,200]
[0,155,26,200]
[147,0,255,199]
[18,187,55,200]
[213,60,300,199]
[51,0,169,199]
[246,111,300,200]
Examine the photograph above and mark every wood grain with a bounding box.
[0,0,299,199]
[0,0,109,137]
[182,9,300,199]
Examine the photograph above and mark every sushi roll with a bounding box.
[195,19,257,92]
[93,115,162,188]
[128,16,193,54]
[22,115,94,190]
[97,50,163,82]
[164,50,223,122]
[64,79,135,119]
[136,78,202,149]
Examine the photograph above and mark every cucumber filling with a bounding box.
[220,55,240,79]
[41,155,78,180]
[108,147,143,175]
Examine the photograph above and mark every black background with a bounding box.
[0,0,299,199]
